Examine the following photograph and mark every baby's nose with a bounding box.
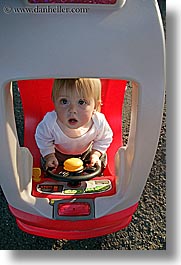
[69,103,77,113]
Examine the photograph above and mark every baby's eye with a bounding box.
[78,99,88,105]
[60,98,69,105]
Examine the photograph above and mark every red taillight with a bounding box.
[28,0,117,4]
[58,202,91,216]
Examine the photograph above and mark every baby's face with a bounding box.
[54,91,96,129]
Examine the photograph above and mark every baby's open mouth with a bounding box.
[68,118,78,125]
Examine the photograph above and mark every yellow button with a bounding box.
[33,168,41,178]
[33,177,41,183]
[63,158,84,172]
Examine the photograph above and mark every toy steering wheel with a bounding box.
[46,158,102,184]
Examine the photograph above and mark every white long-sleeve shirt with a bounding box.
[35,110,113,157]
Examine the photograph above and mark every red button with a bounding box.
[58,202,91,216]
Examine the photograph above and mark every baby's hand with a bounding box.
[89,152,101,168]
[44,154,58,169]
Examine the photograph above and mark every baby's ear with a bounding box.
[96,100,102,112]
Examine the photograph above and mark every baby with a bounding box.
[35,78,113,170]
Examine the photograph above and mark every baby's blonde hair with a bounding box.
[52,78,101,111]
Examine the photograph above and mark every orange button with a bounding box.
[33,168,41,178]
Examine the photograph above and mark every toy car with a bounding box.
[13,79,134,239]
[0,0,165,240]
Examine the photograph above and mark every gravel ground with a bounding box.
[0,1,166,250]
